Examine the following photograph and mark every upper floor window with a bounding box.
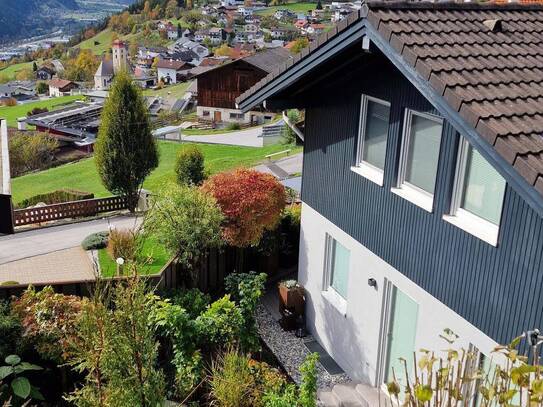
[352,94,390,186]
[393,110,443,212]
[444,138,506,246]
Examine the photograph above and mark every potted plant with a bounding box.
[278,279,305,315]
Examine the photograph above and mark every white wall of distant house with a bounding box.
[197,106,274,125]
[298,203,499,385]
[158,67,179,84]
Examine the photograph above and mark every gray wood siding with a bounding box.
[301,60,543,345]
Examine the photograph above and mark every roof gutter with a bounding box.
[364,21,543,218]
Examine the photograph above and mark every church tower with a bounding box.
[112,40,129,74]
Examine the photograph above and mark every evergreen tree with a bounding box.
[95,71,159,211]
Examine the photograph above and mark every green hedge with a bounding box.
[16,189,94,209]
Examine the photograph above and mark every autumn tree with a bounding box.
[95,71,159,211]
[8,132,58,177]
[291,37,309,54]
[15,68,34,81]
[64,49,99,82]
[214,43,232,57]
[202,168,287,247]
[166,0,179,18]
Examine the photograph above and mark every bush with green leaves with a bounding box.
[81,231,109,251]
[174,145,206,186]
[168,288,211,320]
[0,301,23,359]
[225,272,267,352]
[0,355,44,403]
[299,353,319,407]
[262,384,298,407]
[195,296,243,351]
[144,185,224,271]
[226,122,241,131]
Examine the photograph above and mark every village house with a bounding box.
[305,23,326,35]
[48,79,78,97]
[196,47,291,125]
[36,65,56,81]
[236,2,543,405]
[156,59,190,84]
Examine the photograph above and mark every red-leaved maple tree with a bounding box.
[202,168,287,247]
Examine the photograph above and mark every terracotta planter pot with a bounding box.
[278,284,305,316]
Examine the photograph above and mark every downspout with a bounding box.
[282,111,304,142]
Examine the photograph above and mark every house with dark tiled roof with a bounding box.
[237,1,543,404]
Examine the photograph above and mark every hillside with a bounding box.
[0,0,136,44]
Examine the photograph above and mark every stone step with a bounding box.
[355,383,391,407]
[318,390,341,407]
[332,383,367,407]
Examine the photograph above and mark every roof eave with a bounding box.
[236,17,367,112]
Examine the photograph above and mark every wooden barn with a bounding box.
[196,47,292,125]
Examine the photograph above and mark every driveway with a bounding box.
[254,153,303,179]
[0,214,142,265]
[181,127,264,147]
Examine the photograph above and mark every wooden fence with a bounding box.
[0,244,292,300]
[13,196,129,227]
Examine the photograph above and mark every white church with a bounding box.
[94,40,130,90]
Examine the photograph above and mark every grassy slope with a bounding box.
[11,141,302,203]
[78,29,115,55]
[143,81,192,99]
[255,2,317,16]
[0,95,84,127]
[0,60,44,81]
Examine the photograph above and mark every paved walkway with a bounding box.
[182,126,264,147]
[0,214,142,265]
[254,153,303,179]
[0,247,96,285]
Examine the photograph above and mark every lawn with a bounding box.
[78,29,115,55]
[98,237,170,277]
[255,2,317,15]
[143,81,192,99]
[0,95,84,127]
[11,141,302,203]
[0,61,41,81]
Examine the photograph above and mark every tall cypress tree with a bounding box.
[95,70,158,211]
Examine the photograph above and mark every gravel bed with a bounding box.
[257,303,351,390]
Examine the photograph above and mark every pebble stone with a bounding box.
[256,304,351,390]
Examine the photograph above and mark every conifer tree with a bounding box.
[95,71,158,211]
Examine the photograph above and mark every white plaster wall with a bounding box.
[298,203,499,385]
[196,106,271,125]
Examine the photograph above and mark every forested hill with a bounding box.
[0,0,135,44]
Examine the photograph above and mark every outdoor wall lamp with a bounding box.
[368,278,377,288]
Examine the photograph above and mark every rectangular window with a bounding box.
[352,95,390,186]
[323,234,350,299]
[444,138,506,245]
[229,112,244,119]
[393,110,443,212]
[357,95,390,170]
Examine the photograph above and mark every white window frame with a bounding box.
[322,233,348,316]
[351,94,391,187]
[443,138,505,246]
[391,109,444,213]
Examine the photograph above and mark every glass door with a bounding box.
[384,286,419,384]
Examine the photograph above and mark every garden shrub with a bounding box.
[17,189,94,209]
[299,353,319,407]
[202,168,287,247]
[210,348,254,407]
[0,300,23,359]
[226,122,241,131]
[81,231,109,251]
[174,145,206,186]
[225,272,267,352]
[262,384,298,407]
[11,286,85,364]
[107,228,137,261]
[169,288,211,319]
[195,296,243,350]
[8,132,58,177]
